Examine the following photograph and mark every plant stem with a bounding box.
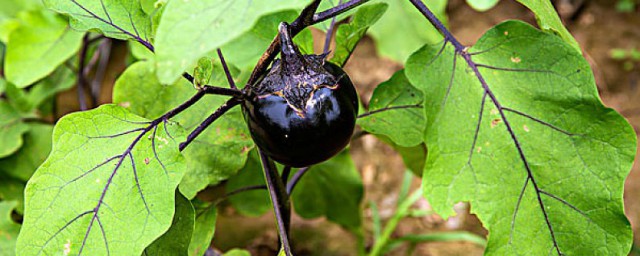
[217,49,237,89]
[286,166,311,194]
[281,166,292,185]
[246,0,370,86]
[323,0,343,54]
[259,150,292,255]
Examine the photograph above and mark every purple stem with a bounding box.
[259,150,292,255]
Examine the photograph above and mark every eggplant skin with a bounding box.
[242,61,358,167]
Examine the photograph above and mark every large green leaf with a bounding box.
[0,123,53,182]
[0,201,20,256]
[44,0,152,44]
[405,21,634,255]
[144,192,195,255]
[0,101,29,158]
[226,150,271,217]
[368,0,447,62]
[154,0,310,84]
[188,201,217,256]
[291,150,363,231]
[357,70,424,147]
[516,0,580,53]
[4,10,83,88]
[331,3,387,67]
[17,104,187,255]
[112,61,253,199]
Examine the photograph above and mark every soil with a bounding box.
[52,0,640,255]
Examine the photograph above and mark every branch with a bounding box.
[246,0,371,87]
[259,150,292,255]
[286,167,311,194]
[357,104,423,118]
[179,98,241,151]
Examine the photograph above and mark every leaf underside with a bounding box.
[44,0,152,44]
[17,105,187,255]
[406,20,635,255]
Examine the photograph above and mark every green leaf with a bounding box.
[226,150,271,217]
[0,101,29,158]
[154,0,310,84]
[368,0,447,62]
[220,10,298,69]
[4,66,75,114]
[375,135,427,176]
[25,66,76,110]
[194,57,213,87]
[0,0,42,22]
[466,0,500,11]
[291,150,363,231]
[331,3,387,67]
[405,20,634,255]
[188,201,217,256]
[44,0,152,43]
[0,77,6,96]
[145,191,195,255]
[223,248,251,256]
[112,61,253,199]
[358,70,424,147]
[0,201,21,256]
[0,177,25,215]
[4,10,83,88]
[0,123,53,182]
[516,0,581,53]
[129,40,154,61]
[17,104,188,255]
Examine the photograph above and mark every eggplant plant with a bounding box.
[0,0,635,255]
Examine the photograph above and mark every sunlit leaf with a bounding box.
[154,0,310,84]
[17,104,187,255]
[44,0,152,44]
[358,70,424,147]
[405,20,634,255]
[516,0,580,53]
[112,61,253,199]
[4,10,83,88]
